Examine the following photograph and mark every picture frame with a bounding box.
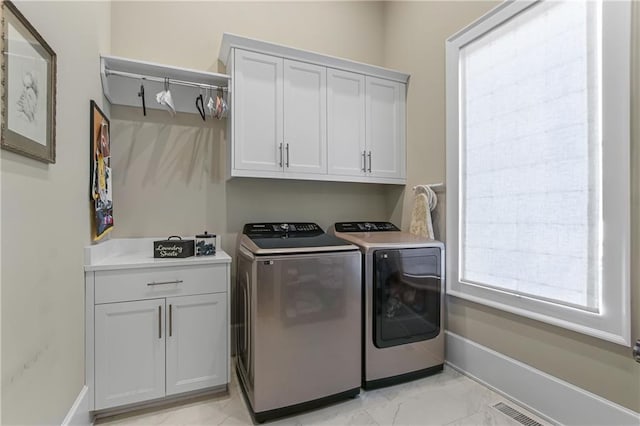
[1,0,57,163]
[90,100,113,240]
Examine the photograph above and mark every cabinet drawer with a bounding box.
[95,264,227,304]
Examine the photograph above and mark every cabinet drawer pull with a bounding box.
[147,280,183,286]
[158,305,162,339]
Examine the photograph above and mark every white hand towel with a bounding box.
[410,185,437,239]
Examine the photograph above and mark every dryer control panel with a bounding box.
[334,222,400,232]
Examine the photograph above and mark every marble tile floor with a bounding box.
[97,366,552,426]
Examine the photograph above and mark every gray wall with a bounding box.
[0,1,111,424]
[111,0,640,413]
[1,3,637,425]
[109,1,400,257]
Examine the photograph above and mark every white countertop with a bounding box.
[84,238,231,272]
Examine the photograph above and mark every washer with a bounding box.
[235,222,361,423]
[330,221,445,389]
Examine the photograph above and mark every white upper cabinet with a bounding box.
[233,49,283,172]
[220,33,409,184]
[327,69,366,177]
[366,76,406,180]
[283,60,327,175]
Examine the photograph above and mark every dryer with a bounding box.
[331,222,444,389]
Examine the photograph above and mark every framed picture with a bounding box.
[1,0,56,163]
[90,100,113,241]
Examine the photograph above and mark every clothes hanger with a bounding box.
[195,87,206,121]
[215,88,224,120]
[163,78,176,116]
[221,87,228,118]
[137,78,146,116]
[207,86,215,118]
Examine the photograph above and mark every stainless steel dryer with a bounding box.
[330,222,445,389]
[235,223,361,423]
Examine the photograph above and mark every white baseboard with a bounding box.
[445,331,640,426]
[61,386,91,426]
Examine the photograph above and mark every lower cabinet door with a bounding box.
[95,299,166,409]
[166,293,227,395]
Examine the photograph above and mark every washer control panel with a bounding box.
[334,222,400,232]
[243,222,323,238]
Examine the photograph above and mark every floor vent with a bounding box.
[493,402,545,426]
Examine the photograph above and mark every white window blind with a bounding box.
[460,1,601,310]
[446,0,631,345]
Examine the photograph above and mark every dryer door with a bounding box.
[373,247,441,348]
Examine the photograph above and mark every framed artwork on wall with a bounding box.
[90,100,113,241]
[1,0,57,163]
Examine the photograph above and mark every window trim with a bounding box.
[445,0,631,346]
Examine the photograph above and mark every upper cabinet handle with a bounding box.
[279,143,283,167]
[367,151,372,173]
[286,143,290,168]
[362,151,366,172]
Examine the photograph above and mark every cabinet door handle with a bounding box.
[362,151,366,172]
[169,304,173,337]
[367,151,372,173]
[285,143,290,168]
[158,305,162,339]
[147,280,183,286]
[279,143,283,167]
[402,273,441,280]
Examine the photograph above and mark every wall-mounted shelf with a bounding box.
[100,55,231,115]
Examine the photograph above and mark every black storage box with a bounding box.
[153,236,195,259]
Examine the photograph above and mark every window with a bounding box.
[446,0,631,345]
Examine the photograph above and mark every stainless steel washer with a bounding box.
[235,223,361,423]
[330,222,445,389]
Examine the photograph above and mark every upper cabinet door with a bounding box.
[234,49,284,172]
[365,77,406,179]
[283,59,327,175]
[327,69,366,177]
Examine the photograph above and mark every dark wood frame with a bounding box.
[89,100,113,240]
[89,100,110,200]
[1,0,57,163]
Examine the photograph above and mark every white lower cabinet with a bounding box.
[86,252,231,413]
[95,299,166,410]
[166,293,227,396]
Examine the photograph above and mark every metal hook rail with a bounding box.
[412,183,445,193]
[104,68,230,92]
